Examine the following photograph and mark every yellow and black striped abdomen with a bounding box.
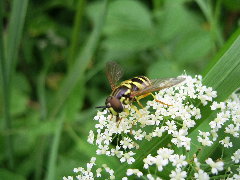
[127,76,151,92]
[111,76,151,105]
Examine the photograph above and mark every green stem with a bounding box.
[0,0,14,169]
[34,69,48,180]
[196,0,224,48]
[68,0,86,69]
[6,0,28,80]
[45,115,64,180]
[0,0,28,169]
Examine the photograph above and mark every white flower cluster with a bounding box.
[63,157,115,180]
[64,75,240,180]
[143,148,187,177]
[89,75,216,162]
[142,148,225,179]
[208,97,240,148]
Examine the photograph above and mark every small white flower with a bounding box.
[102,164,115,179]
[152,126,167,137]
[166,120,177,134]
[120,137,134,149]
[111,146,123,158]
[87,130,95,144]
[169,168,187,180]
[63,176,73,180]
[210,130,218,141]
[205,158,224,174]
[126,169,143,177]
[155,155,168,171]
[143,154,155,169]
[96,168,102,177]
[120,151,135,164]
[231,149,240,163]
[225,124,239,137]
[194,169,209,180]
[219,136,233,148]
[132,129,146,140]
[197,130,213,146]
[147,174,155,180]
[194,156,200,169]
[172,129,191,150]
[211,101,226,110]
[209,112,229,130]
[169,154,188,168]
[157,148,174,160]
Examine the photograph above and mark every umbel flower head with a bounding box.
[64,75,240,180]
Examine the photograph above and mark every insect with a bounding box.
[96,61,185,122]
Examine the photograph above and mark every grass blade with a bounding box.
[5,0,28,81]
[45,115,64,180]
[203,30,240,101]
[0,0,28,169]
[68,0,86,68]
[0,0,13,169]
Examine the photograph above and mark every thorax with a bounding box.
[111,76,151,105]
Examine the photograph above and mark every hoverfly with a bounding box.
[96,61,185,121]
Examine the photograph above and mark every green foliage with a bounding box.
[0,0,239,179]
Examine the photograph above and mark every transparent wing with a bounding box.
[130,77,185,97]
[106,61,124,90]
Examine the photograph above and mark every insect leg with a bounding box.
[135,93,152,108]
[130,105,143,132]
[116,115,122,127]
[131,105,142,117]
[150,93,173,106]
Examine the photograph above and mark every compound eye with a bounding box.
[110,97,123,113]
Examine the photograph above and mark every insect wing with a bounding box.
[130,77,185,97]
[106,61,124,90]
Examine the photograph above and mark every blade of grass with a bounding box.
[0,0,13,169]
[68,0,86,68]
[45,114,64,180]
[34,69,49,180]
[203,31,240,102]
[192,31,240,162]
[49,0,108,119]
[203,28,240,75]
[188,29,240,134]
[5,0,28,81]
[0,0,28,169]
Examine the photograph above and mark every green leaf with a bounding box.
[188,30,240,163]
[147,59,182,78]
[102,0,155,51]
[0,0,28,169]
[174,31,213,63]
[203,30,240,102]
[5,0,28,80]
[156,0,200,42]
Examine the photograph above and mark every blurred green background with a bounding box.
[0,0,239,179]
